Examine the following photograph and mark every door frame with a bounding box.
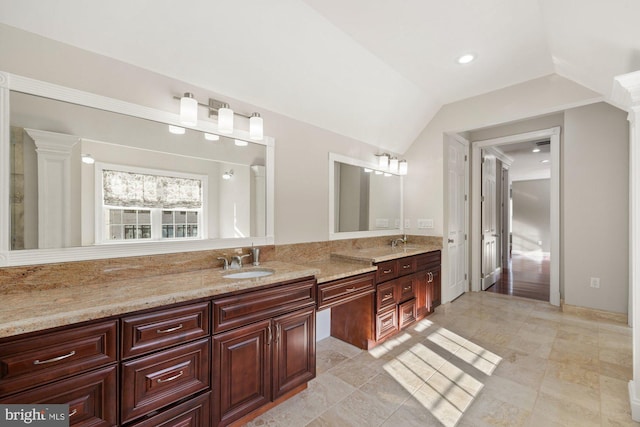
[471,127,561,306]
[443,133,470,303]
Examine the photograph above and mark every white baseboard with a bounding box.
[628,380,640,421]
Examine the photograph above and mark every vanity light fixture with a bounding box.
[217,103,234,134]
[179,92,198,126]
[222,170,234,180]
[81,154,95,164]
[398,160,408,175]
[204,133,220,141]
[234,139,248,147]
[376,153,390,169]
[389,157,399,173]
[173,94,264,139]
[168,125,186,135]
[249,113,263,140]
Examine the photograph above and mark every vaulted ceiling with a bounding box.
[1,0,638,153]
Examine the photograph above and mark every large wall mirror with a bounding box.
[329,153,403,240]
[0,72,274,266]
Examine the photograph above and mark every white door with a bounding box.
[481,152,500,290]
[447,137,468,300]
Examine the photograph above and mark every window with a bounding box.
[98,166,207,243]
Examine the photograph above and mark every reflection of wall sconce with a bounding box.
[222,170,234,180]
[175,93,264,140]
[81,154,95,164]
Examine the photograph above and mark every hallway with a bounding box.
[486,251,550,301]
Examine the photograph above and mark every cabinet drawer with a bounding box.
[0,365,118,427]
[131,391,210,427]
[416,251,441,271]
[375,306,398,341]
[122,302,210,359]
[375,260,398,283]
[397,275,416,303]
[121,338,210,424]
[376,281,397,311]
[399,299,417,329]
[397,257,417,276]
[213,277,316,333]
[317,273,375,310]
[0,320,117,398]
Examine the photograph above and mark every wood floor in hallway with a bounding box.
[486,251,550,301]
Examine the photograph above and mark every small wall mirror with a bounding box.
[329,153,403,239]
[1,72,274,266]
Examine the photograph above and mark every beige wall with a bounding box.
[563,102,629,314]
[511,179,551,253]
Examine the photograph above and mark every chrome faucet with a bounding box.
[230,254,251,269]
[391,235,408,248]
[217,256,230,270]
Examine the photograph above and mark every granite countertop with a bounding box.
[331,243,442,263]
[0,261,319,339]
[304,259,377,284]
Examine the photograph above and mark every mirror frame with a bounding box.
[0,71,275,266]
[328,152,404,240]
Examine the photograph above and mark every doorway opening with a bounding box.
[469,127,560,306]
[483,140,551,301]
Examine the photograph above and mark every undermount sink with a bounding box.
[223,269,275,279]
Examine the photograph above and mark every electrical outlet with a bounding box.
[590,277,600,288]
[417,219,434,229]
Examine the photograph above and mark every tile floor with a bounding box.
[247,291,637,426]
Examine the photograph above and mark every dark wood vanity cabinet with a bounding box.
[0,320,119,426]
[212,277,316,427]
[373,250,441,344]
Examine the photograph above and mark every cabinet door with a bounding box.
[414,271,430,319]
[0,365,117,427]
[213,319,271,427]
[431,267,442,308]
[272,307,316,399]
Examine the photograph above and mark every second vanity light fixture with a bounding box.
[177,92,264,140]
[375,153,408,176]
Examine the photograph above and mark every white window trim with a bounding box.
[95,162,208,245]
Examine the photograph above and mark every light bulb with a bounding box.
[218,103,234,134]
[398,160,408,175]
[249,113,263,140]
[180,92,198,126]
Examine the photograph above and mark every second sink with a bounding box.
[223,269,274,279]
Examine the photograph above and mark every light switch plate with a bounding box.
[417,219,434,229]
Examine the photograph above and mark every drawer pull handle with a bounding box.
[382,269,393,274]
[69,409,78,417]
[157,324,184,334]
[33,350,76,365]
[345,286,357,292]
[402,265,411,269]
[383,293,393,299]
[157,370,184,383]
[403,286,412,291]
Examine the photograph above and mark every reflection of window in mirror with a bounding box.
[98,165,207,244]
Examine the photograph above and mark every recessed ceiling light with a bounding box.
[532,148,541,153]
[457,53,476,64]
